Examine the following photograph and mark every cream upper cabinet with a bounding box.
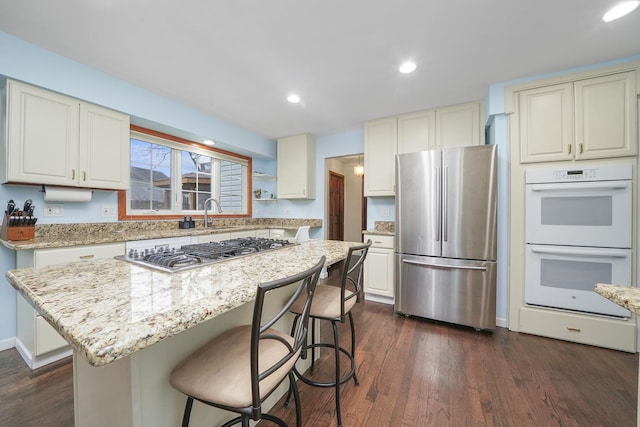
[435,101,481,148]
[4,79,130,189]
[519,71,637,163]
[367,101,481,196]
[277,133,316,199]
[397,110,435,153]
[80,103,130,189]
[518,83,574,163]
[574,72,637,160]
[397,102,481,155]
[364,117,397,196]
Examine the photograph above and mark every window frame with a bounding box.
[118,125,253,221]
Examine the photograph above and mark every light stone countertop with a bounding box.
[6,240,359,367]
[595,283,640,315]
[0,218,321,250]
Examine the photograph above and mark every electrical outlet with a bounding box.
[381,208,390,217]
[101,206,116,217]
[44,204,64,217]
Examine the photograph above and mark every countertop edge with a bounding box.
[595,283,640,315]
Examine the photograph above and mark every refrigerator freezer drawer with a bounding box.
[394,254,496,330]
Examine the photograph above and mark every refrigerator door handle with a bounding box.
[436,167,441,242]
[402,259,487,271]
[443,167,448,242]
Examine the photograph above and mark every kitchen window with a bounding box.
[119,126,250,219]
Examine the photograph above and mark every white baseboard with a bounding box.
[364,293,394,305]
[496,317,508,328]
[15,338,72,369]
[0,337,16,352]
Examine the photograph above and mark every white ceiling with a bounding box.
[1,0,639,140]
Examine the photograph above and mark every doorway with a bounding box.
[325,155,365,242]
[328,171,344,240]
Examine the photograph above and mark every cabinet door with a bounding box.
[364,246,394,298]
[277,134,316,199]
[364,117,397,196]
[6,80,79,185]
[435,102,481,148]
[398,110,435,154]
[519,83,574,163]
[80,103,131,189]
[575,71,637,160]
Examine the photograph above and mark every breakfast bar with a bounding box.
[6,240,360,427]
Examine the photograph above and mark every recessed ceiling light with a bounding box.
[287,94,301,103]
[603,1,639,22]
[399,61,417,74]
[203,139,215,146]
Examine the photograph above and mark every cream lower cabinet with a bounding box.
[3,79,130,189]
[518,70,638,163]
[363,234,394,304]
[15,242,125,369]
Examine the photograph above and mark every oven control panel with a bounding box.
[526,163,632,184]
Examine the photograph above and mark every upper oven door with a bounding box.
[525,179,632,248]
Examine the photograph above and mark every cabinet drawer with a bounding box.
[35,315,68,355]
[519,306,636,352]
[34,243,125,267]
[364,234,394,249]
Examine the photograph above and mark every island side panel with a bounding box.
[73,281,314,427]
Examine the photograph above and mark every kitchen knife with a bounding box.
[23,199,32,214]
[6,200,15,215]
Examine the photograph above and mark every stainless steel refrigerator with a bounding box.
[394,145,497,330]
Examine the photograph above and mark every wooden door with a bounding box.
[329,171,344,241]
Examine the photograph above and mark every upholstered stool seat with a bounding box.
[170,326,298,409]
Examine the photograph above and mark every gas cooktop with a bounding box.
[116,237,296,273]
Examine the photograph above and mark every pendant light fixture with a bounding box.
[354,155,364,176]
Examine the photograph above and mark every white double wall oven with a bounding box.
[525,164,633,318]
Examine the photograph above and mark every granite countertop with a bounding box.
[363,220,395,236]
[595,283,640,315]
[0,218,322,250]
[6,240,359,367]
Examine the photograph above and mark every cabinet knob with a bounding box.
[72,169,76,180]
[79,254,95,260]
[567,145,572,155]
[83,171,87,181]
[579,143,584,154]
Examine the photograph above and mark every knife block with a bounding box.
[1,214,35,241]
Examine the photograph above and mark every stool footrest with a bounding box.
[293,343,357,388]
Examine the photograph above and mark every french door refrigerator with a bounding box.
[394,144,497,330]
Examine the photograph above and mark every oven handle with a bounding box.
[529,182,630,192]
[402,259,487,271]
[531,246,629,258]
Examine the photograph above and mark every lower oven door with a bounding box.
[525,244,632,317]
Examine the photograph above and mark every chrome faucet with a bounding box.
[204,198,223,227]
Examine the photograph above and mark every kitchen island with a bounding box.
[595,283,640,427]
[6,240,359,427]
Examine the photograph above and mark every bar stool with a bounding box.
[286,240,372,427]
[169,256,325,427]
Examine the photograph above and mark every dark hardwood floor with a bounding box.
[0,349,72,427]
[0,293,637,426]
